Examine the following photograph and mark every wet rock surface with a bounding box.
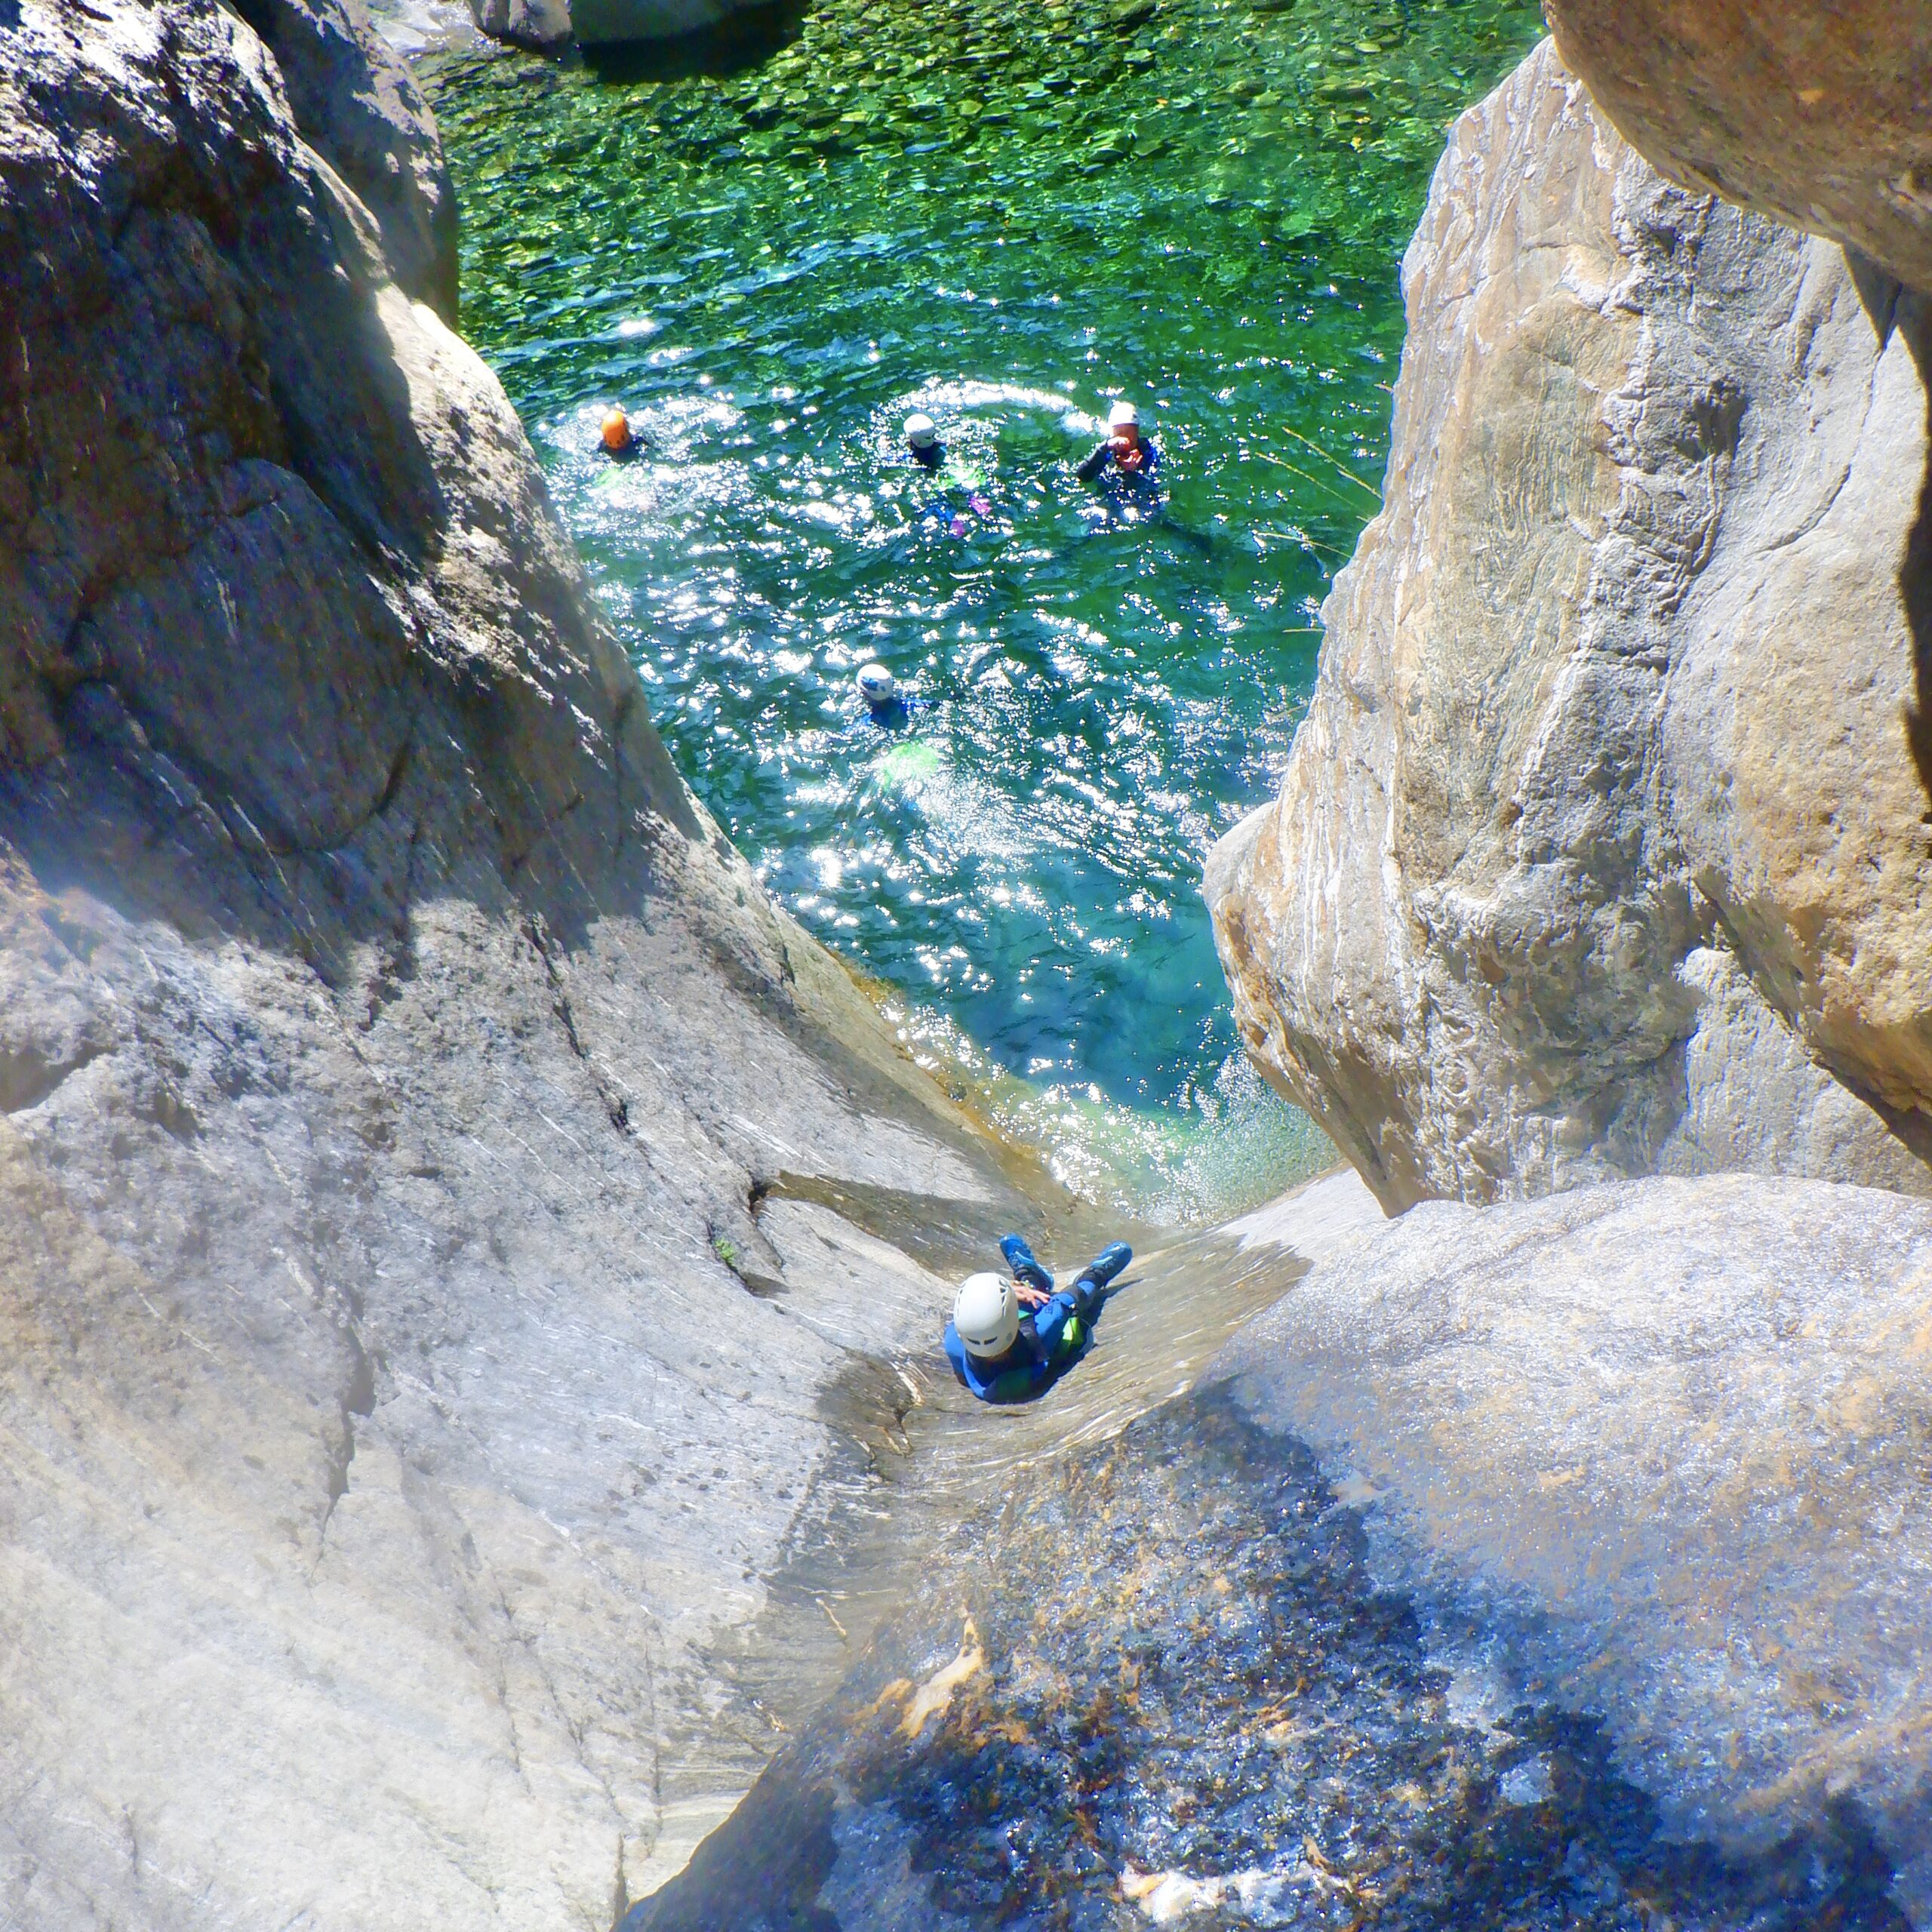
[1208,39,1932,1211]
[0,0,1066,1924]
[635,1173,1932,1931]
[1544,0,1932,300]
[1225,1175,1932,1895]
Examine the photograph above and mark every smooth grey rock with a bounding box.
[466,0,773,54]
[1224,1173,1932,1888]
[229,0,460,315]
[1208,40,1932,1212]
[0,2,1054,1925]
[469,0,571,52]
[624,1172,1932,1931]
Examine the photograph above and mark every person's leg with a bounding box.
[999,1233,1054,1294]
[1069,1241,1132,1316]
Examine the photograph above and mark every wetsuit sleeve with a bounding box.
[1028,1289,1082,1360]
[942,1323,971,1387]
[1076,441,1112,483]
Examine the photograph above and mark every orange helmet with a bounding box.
[601,406,632,452]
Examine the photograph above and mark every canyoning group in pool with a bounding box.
[847,399,1167,723]
[601,389,1164,564]
[606,394,1168,731]
[606,386,1153,1405]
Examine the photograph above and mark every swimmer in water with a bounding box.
[855,661,912,728]
[1077,398,1161,485]
[901,413,993,534]
[905,412,946,472]
[601,403,641,461]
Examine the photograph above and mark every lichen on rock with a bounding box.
[1208,38,1932,1211]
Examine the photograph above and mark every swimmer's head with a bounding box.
[1107,398,1141,445]
[601,405,635,452]
[904,412,940,452]
[855,663,899,708]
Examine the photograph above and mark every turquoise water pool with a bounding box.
[420,0,1545,1218]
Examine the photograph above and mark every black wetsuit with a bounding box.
[1078,435,1161,484]
[910,440,946,472]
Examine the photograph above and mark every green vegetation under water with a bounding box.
[420,0,1545,1220]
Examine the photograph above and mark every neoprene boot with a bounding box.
[1069,1241,1132,1315]
[998,1233,1054,1295]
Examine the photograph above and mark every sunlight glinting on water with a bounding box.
[424,0,1548,1219]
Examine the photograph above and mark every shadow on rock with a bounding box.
[1893,278,1932,820]
[627,1387,1914,1932]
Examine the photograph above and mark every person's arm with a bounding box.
[1027,1289,1082,1359]
[942,1323,972,1389]
[1075,441,1111,483]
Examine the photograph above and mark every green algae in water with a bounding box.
[421,0,1546,1220]
[874,739,943,788]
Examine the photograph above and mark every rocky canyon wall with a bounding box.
[1543,0,1932,300]
[1209,37,1932,1212]
[0,2,1051,1924]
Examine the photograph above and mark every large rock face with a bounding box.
[466,0,773,55]
[231,0,460,315]
[1544,0,1932,300]
[624,1173,1932,1931]
[1226,1174,1932,1894]
[1208,39,1932,1212]
[0,2,1051,1924]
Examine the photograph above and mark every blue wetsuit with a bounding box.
[943,1237,1131,1404]
[943,1279,1097,1404]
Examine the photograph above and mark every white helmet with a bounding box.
[905,411,939,449]
[953,1271,1020,1360]
[856,662,897,705]
[1108,399,1140,431]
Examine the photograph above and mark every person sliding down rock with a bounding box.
[943,1236,1133,1404]
[1077,398,1161,485]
